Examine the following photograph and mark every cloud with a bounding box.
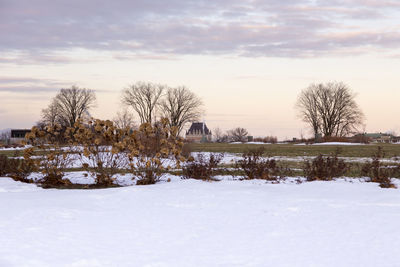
[0,76,73,94]
[0,76,69,86]
[0,0,399,60]
[0,86,60,93]
[112,53,178,61]
[0,77,46,84]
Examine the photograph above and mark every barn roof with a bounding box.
[187,122,211,135]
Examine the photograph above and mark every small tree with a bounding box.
[229,127,249,142]
[213,127,225,143]
[0,130,11,145]
[40,99,62,127]
[113,109,137,130]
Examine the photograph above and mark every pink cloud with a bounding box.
[0,0,399,59]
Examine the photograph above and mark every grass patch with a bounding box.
[0,150,24,158]
[190,143,400,158]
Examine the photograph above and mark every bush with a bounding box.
[303,151,348,181]
[37,118,184,187]
[25,125,74,187]
[236,147,289,180]
[182,153,224,181]
[126,118,185,185]
[0,155,8,176]
[0,155,35,182]
[361,147,397,188]
[72,119,129,186]
[22,118,184,188]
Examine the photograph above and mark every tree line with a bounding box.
[39,81,365,141]
[40,82,203,137]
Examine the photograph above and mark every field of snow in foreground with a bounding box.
[1,178,400,267]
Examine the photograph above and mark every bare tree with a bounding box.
[296,82,364,138]
[160,86,203,136]
[113,109,137,130]
[229,127,249,142]
[42,86,96,127]
[122,82,164,124]
[41,99,62,127]
[213,127,224,142]
[0,129,11,144]
[296,84,320,139]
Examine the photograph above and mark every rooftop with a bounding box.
[186,122,211,135]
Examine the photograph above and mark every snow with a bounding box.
[1,177,400,267]
[0,145,32,151]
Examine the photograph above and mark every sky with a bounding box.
[0,0,399,139]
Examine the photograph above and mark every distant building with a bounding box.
[185,122,212,143]
[354,132,395,143]
[10,129,31,144]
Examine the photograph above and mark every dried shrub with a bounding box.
[25,125,74,187]
[303,150,348,181]
[236,147,289,181]
[21,117,184,188]
[126,118,185,185]
[72,119,129,186]
[361,147,397,188]
[182,153,224,181]
[0,155,8,176]
[0,155,35,182]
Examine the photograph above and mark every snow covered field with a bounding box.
[1,177,400,267]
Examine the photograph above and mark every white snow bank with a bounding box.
[0,145,32,151]
[1,177,400,267]
[0,177,40,192]
[230,142,273,145]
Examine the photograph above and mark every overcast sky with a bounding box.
[1,0,399,139]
